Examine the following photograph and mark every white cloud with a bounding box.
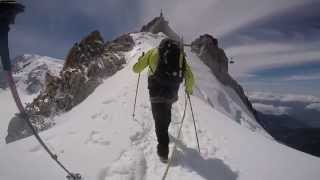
[139,0,312,39]
[138,0,319,79]
[226,42,320,78]
[249,92,320,127]
[306,103,320,112]
[283,73,320,81]
[253,103,291,115]
[248,91,320,103]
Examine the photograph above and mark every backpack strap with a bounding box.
[179,51,186,78]
[147,49,156,74]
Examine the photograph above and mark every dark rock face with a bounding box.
[64,31,105,70]
[5,114,32,144]
[256,111,320,157]
[8,54,62,95]
[105,33,135,52]
[0,69,7,88]
[256,112,310,133]
[24,64,47,94]
[275,128,320,158]
[191,34,256,118]
[0,62,8,89]
[6,30,134,143]
[191,34,228,76]
[141,14,180,41]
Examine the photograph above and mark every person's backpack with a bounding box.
[151,38,185,86]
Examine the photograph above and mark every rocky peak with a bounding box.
[191,34,256,118]
[141,12,180,41]
[11,54,63,95]
[191,34,228,76]
[6,30,135,143]
[30,30,132,116]
[64,30,104,69]
[105,33,135,52]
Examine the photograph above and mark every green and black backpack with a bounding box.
[151,38,186,86]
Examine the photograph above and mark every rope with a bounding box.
[187,93,200,153]
[161,92,188,180]
[5,71,81,180]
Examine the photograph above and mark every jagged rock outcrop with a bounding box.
[105,33,135,52]
[11,54,63,95]
[64,31,105,69]
[6,30,134,143]
[191,34,229,78]
[141,13,180,41]
[191,34,257,117]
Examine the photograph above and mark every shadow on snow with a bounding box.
[169,135,239,180]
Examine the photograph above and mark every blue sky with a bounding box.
[10,0,320,96]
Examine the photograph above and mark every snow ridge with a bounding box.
[0,32,320,180]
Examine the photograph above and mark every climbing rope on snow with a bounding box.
[161,92,188,180]
[5,71,82,180]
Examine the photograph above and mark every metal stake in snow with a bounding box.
[0,1,81,180]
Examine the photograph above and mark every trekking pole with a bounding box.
[132,73,141,119]
[187,93,201,153]
[162,92,188,180]
[132,52,145,120]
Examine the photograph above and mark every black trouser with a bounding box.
[151,102,172,157]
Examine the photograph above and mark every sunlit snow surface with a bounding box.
[0,55,63,146]
[0,32,319,180]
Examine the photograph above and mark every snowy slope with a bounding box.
[0,89,19,146]
[0,55,62,146]
[0,32,320,180]
[13,54,63,95]
[185,48,269,137]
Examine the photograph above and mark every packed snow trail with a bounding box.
[1,32,320,180]
[100,33,207,180]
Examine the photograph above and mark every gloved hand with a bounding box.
[185,88,193,95]
[137,52,145,62]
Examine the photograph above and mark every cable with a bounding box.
[5,71,81,180]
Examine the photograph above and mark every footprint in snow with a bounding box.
[85,131,111,146]
[67,131,77,135]
[100,150,147,180]
[102,114,109,120]
[91,112,103,119]
[102,99,115,105]
[29,144,42,153]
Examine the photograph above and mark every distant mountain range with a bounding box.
[252,95,320,157]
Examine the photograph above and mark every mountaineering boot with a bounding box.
[159,156,169,163]
[157,144,169,163]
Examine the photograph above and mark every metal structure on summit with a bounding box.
[160,8,163,18]
[0,1,81,179]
